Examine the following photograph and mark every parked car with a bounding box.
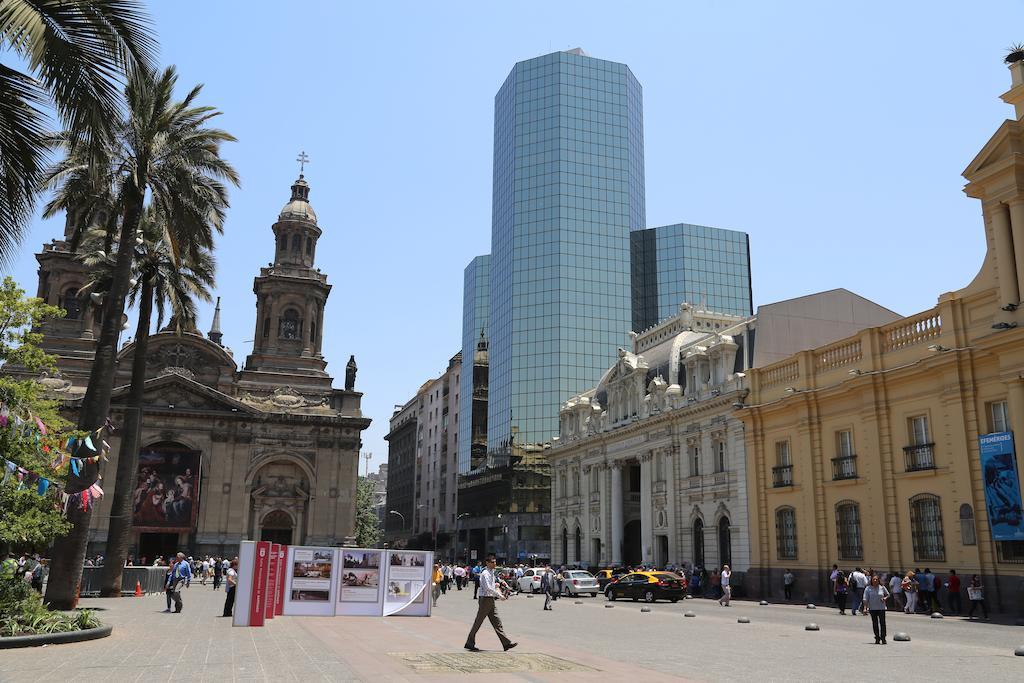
[517,567,547,593]
[604,571,687,603]
[560,569,600,597]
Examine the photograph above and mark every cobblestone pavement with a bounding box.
[1,585,1022,681]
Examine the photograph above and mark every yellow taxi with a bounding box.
[604,571,688,603]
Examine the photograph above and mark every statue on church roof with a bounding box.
[345,354,357,391]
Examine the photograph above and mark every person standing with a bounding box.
[222,559,238,617]
[834,570,849,615]
[901,571,918,614]
[213,557,223,590]
[920,568,935,613]
[454,564,466,590]
[862,574,891,644]
[945,569,962,616]
[464,555,517,652]
[888,571,904,611]
[163,558,177,612]
[849,567,867,615]
[967,575,988,620]
[719,565,732,606]
[431,562,444,607]
[540,567,554,611]
[471,561,483,599]
[783,569,795,600]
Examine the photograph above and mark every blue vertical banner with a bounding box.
[979,432,1024,541]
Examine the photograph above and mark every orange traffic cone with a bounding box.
[134,580,143,597]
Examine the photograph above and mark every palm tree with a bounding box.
[41,65,237,609]
[0,0,157,267]
[77,210,216,596]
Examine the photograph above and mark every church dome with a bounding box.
[278,175,317,223]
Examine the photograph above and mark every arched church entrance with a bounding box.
[623,519,642,566]
[249,459,310,545]
[261,509,294,545]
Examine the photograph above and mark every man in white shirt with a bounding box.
[849,568,868,615]
[464,555,517,652]
[719,564,732,606]
[454,564,466,590]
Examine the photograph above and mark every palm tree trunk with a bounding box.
[98,277,153,596]
[45,186,144,610]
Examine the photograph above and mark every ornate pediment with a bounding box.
[111,373,252,415]
[240,386,329,413]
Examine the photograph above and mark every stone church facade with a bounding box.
[24,174,370,561]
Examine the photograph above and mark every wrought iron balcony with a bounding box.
[831,455,858,480]
[903,443,936,471]
[772,465,793,488]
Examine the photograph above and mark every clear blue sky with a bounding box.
[6,1,1024,472]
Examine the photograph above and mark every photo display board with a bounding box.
[980,432,1024,541]
[383,550,432,617]
[282,546,337,616]
[336,549,385,616]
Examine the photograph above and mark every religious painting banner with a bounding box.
[979,431,1024,541]
[282,547,337,616]
[383,550,432,617]
[132,446,201,531]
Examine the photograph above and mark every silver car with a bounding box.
[560,570,599,597]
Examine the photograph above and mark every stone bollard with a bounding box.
[738,617,750,623]
[641,607,651,613]
[893,632,911,642]
[1014,646,1024,656]
[806,604,816,609]
[605,604,614,608]
[684,611,696,617]
[574,600,583,605]
[759,600,769,606]
[805,623,820,631]
[930,612,943,619]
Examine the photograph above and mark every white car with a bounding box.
[517,568,546,593]
[560,570,599,597]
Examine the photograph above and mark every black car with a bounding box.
[604,572,686,603]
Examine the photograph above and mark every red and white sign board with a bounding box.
[248,540,271,627]
[275,544,287,616]
[264,543,280,620]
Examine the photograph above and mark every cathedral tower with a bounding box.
[240,173,333,393]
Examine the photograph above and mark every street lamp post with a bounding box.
[388,510,406,547]
[456,513,469,563]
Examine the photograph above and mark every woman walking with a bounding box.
[834,570,849,615]
[967,575,988,620]
[862,574,891,644]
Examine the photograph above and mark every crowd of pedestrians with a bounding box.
[824,565,988,620]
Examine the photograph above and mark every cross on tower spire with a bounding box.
[296,150,310,175]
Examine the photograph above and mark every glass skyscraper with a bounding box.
[459,254,490,473]
[631,223,752,332]
[487,49,646,452]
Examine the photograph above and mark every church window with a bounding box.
[263,317,270,338]
[62,288,82,320]
[306,236,313,255]
[277,234,285,252]
[291,234,301,252]
[279,309,302,340]
[311,320,317,343]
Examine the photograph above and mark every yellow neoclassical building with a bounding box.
[740,59,1024,612]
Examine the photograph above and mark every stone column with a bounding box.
[665,446,678,563]
[582,465,591,566]
[1008,199,1024,301]
[640,453,653,564]
[992,202,1021,307]
[610,462,624,566]
[598,463,609,564]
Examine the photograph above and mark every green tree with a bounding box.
[78,209,216,595]
[0,0,156,266]
[354,478,381,548]
[41,65,237,609]
[0,276,71,553]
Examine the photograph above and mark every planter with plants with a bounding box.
[1006,43,1024,64]
[0,576,109,648]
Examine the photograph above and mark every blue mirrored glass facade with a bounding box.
[459,254,490,474]
[631,223,752,332]
[488,50,646,452]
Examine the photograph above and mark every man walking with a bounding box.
[849,567,867,615]
[783,569,795,600]
[541,567,554,610]
[464,555,517,652]
[454,564,466,590]
[719,564,732,606]
[471,561,483,599]
[166,552,192,613]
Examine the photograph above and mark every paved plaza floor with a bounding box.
[1,585,1023,681]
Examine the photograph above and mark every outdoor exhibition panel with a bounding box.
[282,545,338,616]
[382,550,432,617]
[336,548,385,616]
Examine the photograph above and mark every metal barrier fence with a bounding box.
[79,566,168,596]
